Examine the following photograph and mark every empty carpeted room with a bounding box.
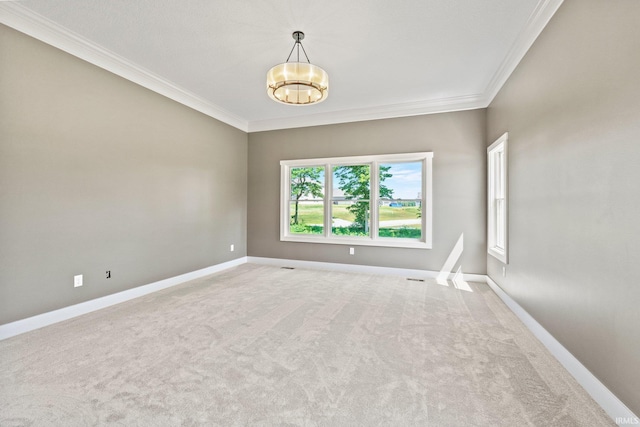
[1,0,638,425]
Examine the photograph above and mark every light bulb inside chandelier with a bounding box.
[267,31,329,105]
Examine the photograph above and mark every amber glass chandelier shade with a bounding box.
[266,62,329,105]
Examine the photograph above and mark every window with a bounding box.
[487,133,508,263]
[281,152,433,249]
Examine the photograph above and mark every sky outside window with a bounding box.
[380,162,422,199]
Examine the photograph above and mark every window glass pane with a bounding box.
[332,165,370,237]
[379,200,422,238]
[290,167,324,200]
[496,198,505,249]
[496,151,504,198]
[289,200,324,235]
[332,165,370,201]
[331,200,370,237]
[378,162,422,239]
[289,167,324,235]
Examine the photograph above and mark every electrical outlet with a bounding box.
[74,274,83,287]
[106,270,111,279]
[230,244,234,252]
[349,247,355,255]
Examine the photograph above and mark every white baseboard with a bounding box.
[486,276,637,425]
[0,257,248,341]
[247,256,487,283]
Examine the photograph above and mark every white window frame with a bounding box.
[487,133,508,263]
[280,152,433,249]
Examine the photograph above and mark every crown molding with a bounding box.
[247,93,489,132]
[483,0,564,103]
[1,0,563,133]
[0,2,249,132]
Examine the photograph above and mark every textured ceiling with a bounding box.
[0,0,563,131]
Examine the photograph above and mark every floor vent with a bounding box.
[406,278,425,282]
[281,267,295,270]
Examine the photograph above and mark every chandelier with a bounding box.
[266,31,329,105]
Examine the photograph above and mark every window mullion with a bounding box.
[281,165,290,239]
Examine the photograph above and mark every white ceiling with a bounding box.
[0,0,563,132]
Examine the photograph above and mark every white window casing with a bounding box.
[487,133,508,263]
[280,152,433,249]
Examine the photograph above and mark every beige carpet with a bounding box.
[0,264,613,426]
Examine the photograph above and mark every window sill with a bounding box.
[488,247,508,264]
[281,234,432,249]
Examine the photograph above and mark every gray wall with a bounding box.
[248,110,487,274]
[0,25,248,324]
[486,0,640,415]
